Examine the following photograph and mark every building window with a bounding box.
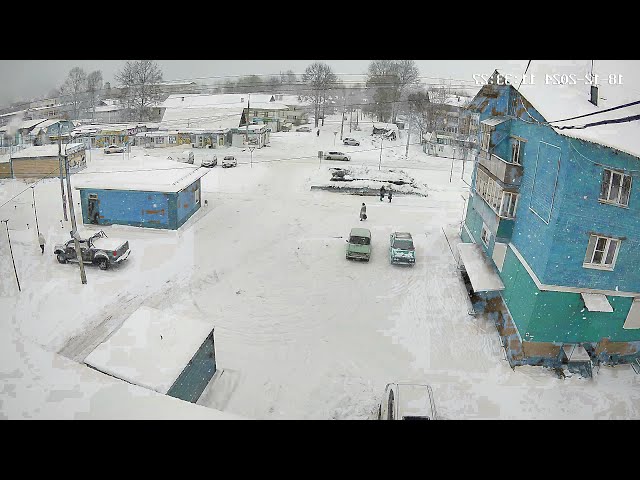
[481,223,491,247]
[155,137,164,144]
[600,169,631,207]
[500,191,519,218]
[481,124,491,151]
[583,234,621,270]
[168,136,176,144]
[510,138,524,164]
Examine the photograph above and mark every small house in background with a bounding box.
[230,124,269,148]
[73,162,209,230]
[135,130,180,148]
[9,143,86,178]
[372,122,399,140]
[84,306,218,404]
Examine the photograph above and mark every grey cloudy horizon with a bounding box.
[0,60,516,107]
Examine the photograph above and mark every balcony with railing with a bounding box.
[478,152,523,186]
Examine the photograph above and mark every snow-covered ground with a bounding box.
[1,115,639,419]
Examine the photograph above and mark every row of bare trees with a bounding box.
[56,67,103,121]
[54,60,165,122]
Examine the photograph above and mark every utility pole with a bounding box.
[405,103,412,159]
[2,219,20,292]
[340,95,346,140]
[64,149,87,285]
[31,186,40,236]
[333,131,338,146]
[350,108,353,133]
[378,137,383,171]
[58,132,68,221]
[245,94,250,144]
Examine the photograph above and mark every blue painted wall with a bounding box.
[176,179,201,228]
[467,77,640,294]
[79,188,171,229]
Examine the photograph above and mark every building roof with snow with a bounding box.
[72,159,208,193]
[84,306,215,395]
[0,324,240,419]
[493,60,640,158]
[11,143,85,158]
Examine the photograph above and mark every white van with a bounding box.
[177,150,194,164]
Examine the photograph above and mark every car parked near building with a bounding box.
[345,227,371,261]
[222,155,237,168]
[104,144,125,154]
[201,156,217,168]
[389,232,416,265]
[343,137,360,146]
[324,151,351,161]
[53,230,130,270]
[377,383,437,420]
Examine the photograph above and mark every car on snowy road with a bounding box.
[296,126,311,132]
[201,156,217,168]
[377,383,437,420]
[324,151,351,161]
[53,230,131,270]
[389,232,415,265]
[345,227,371,261]
[343,137,360,146]
[222,155,237,168]
[104,144,125,154]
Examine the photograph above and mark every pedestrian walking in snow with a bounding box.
[388,189,393,203]
[360,202,367,221]
[317,129,320,137]
[38,232,45,254]
[379,185,386,201]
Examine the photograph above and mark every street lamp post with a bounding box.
[249,146,255,168]
[378,137,383,171]
[333,131,338,146]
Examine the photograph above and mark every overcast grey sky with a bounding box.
[0,60,516,107]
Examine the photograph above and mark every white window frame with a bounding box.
[194,187,200,205]
[583,234,621,271]
[481,223,491,248]
[168,136,177,144]
[600,168,632,207]
[481,124,492,151]
[510,138,523,164]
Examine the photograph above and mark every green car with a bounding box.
[346,227,372,261]
[389,232,415,265]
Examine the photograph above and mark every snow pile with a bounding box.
[308,165,428,196]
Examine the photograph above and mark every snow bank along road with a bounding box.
[2,132,640,419]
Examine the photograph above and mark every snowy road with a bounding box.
[2,127,640,419]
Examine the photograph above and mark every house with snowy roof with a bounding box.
[459,61,640,373]
[73,159,208,229]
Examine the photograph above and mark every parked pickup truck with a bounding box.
[54,230,131,270]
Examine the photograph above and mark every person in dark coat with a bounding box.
[379,185,386,201]
[317,129,320,137]
[38,232,45,254]
[388,189,393,203]
[360,202,367,221]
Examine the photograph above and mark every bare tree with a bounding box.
[86,70,103,123]
[115,60,163,122]
[60,67,88,120]
[407,90,430,142]
[366,60,420,124]
[302,62,337,127]
[392,60,420,123]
